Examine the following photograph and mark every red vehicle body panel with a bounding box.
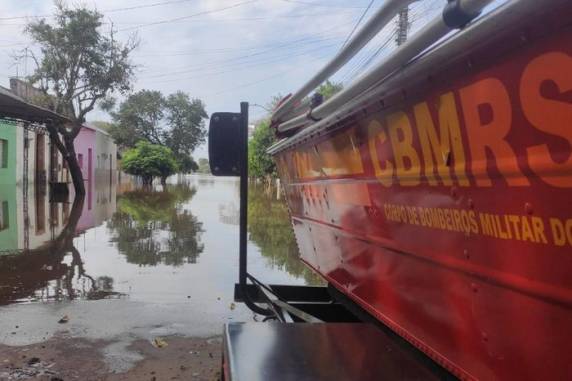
[273,5,572,380]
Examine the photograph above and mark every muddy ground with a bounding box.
[0,335,222,381]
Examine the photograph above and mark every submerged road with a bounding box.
[0,175,313,380]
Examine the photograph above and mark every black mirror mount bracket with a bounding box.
[209,102,273,316]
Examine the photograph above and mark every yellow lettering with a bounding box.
[387,112,420,186]
[414,93,469,186]
[367,119,394,187]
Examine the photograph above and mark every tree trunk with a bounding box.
[161,176,167,186]
[46,122,85,196]
[142,175,153,186]
[63,133,85,196]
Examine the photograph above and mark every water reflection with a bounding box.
[0,175,322,307]
[0,193,120,305]
[107,183,204,266]
[248,184,324,286]
[0,180,119,305]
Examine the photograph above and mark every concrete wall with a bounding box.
[94,128,117,184]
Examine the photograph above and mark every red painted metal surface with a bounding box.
[273,6,572,381]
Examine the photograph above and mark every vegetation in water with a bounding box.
[121,141,179,185]
[108,89,207,172]
[107,184,204,267]
[248,119,277,181]
[197,158,211,174]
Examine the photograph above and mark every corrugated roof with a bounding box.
[0,86,71,124]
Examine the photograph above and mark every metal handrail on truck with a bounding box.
[271,0,495,134]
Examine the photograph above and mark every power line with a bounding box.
[336,1,440,85]
[138,35,342,67]
[0,9,357,28]
[203,52,332,97]
[280,0,368,9]
[339,0,374,49]
[104,0,195,13]
[0,0,198,21]
[144,42,339,82]
[134,20,355,57]
[337,29,396,84]
[119,0,259,31]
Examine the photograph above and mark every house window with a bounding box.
[0,201,8,231]
[78,153,84,169]
[0,139,8,168]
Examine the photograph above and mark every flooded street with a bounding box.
[0,175,319,379]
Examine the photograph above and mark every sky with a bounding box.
[0,0,448,159]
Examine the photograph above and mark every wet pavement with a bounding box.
[0,175,321,379]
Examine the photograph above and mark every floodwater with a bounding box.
[0,175,320,365]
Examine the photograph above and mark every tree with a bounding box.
[197,158,210,174]
[121,141,178,185]
[316,80,343,100]
[109,90,164,148]
[177,155,198,174]
[247,83,342,181]
[24,2,138,195]
[164,92,208,159]
[109,90,208,162]
[248,119,276,181]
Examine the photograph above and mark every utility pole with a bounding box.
[396,6,409,46]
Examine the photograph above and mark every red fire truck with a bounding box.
[209,0,572,379]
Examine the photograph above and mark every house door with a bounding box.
[88,148,92,210]
[88,148,92,182]
[49,138,58,183]
[35,133,45,185]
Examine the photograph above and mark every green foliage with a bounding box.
[316,80,343,100]
[109,90,208,159]
[246,84,339,181]
[110,90,165,148]
[248,119,276,180]
[164,92,208,157]
[177,155,199,174]
[121,141,178,184]
[197,158,211,174]
[25,1,137,121]
[24,1,138,195]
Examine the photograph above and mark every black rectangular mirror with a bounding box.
[208,112,244,176]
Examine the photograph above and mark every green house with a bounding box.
[0,182,18,253]
[0,120,16,185]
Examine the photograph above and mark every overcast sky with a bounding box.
[0,0,447,159]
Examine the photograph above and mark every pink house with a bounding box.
[75,126,96,231]
[74,123,118,233]
[75,126,96,184]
